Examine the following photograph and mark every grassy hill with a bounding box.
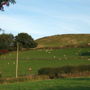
[0,34,90,89]
[0,48,90,77]
[36,34,90,48]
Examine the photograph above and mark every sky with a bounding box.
[0,0,90,39]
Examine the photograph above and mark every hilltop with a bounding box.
[36,34,90,48]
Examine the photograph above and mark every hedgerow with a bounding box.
[38,65,90,78]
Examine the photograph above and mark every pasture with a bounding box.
[0,48,90,77]
[0,78,90,90]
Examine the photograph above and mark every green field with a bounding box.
[0,78,90,90]
[0,48,90,77]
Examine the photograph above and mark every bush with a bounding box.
[38,68,54,75]
[60,66,75,74]
[38,67,61,79]
[0,49,8,54]
[77,65,90,72]
[80,52,90,56]
[38,65,90,79]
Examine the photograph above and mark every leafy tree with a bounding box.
[0,0,15,11]
[0,34,14,50]
[15,33,38,49]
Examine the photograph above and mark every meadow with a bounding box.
[0,78,90,90]
[36,34,90,48]
[0,48,90,77]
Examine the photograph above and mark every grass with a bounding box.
[0,78,90,90]
[0,48,90,90]
[36,34,90,48]
[0,48,90,77]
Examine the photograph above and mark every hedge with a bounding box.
[38,65,90,78]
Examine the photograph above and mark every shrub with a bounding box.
[60,66,75,74]
[80,52,90,56]
[38,65,90,79]
[77,65,90,72]
[0,49,8,54]
[38,68,55,75]
[38,67,61,79]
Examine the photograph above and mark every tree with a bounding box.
[0,0,15,11]
[0,34,14,50]
[0,28,5,33]
[15,33,38,49]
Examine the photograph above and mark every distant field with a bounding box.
[0,78,90,90]
[0,48,90,77]
[36,34,90,48]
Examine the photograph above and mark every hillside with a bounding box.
[36,34,90,48]
[0,48,90,77]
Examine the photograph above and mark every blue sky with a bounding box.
[0,0,90,39]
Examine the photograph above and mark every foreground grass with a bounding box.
[0,48,90,77]
[0,78,90,90]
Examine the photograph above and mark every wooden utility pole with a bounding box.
[16,42,19,78]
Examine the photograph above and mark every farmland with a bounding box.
[0,48,90,77]
[36,34,90,48]
[0,78,90,90]
[0,36,90,90]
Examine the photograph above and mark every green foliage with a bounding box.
[0,34,14,50]
[38,65,90,78]
[77,65,90,72]
[80,52,90,56]
[0,33,37,51]
[0,0,15,11]
[15,33,38,49]
[60,66,75,74]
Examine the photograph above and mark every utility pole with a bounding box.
[16,42,19,78]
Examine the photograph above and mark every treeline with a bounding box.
[0,33,37,53]
[38,65,90,79]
